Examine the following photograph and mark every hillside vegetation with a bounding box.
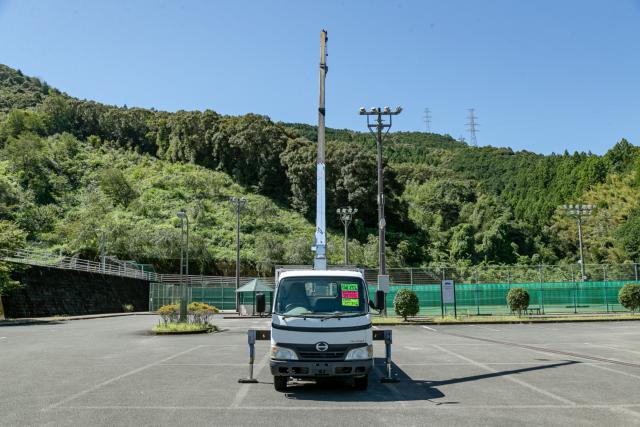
[1,63,639,281]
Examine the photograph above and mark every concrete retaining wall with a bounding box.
[2,265,149,318]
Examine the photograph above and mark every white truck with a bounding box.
[269,267,378,391]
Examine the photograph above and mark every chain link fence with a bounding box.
[150,263,639,315]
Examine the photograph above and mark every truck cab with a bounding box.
[269,268,373,391]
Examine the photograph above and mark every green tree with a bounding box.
[506,288,530,316]
[618,283,640,312]
[393,288,419,321]
[0,220,27,295]
[98,168,138,207]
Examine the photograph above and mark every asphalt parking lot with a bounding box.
[1,316,640,426]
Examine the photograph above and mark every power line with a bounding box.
[466,108,479,147]
[422,107,431,132]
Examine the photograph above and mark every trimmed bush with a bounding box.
[157,302,220,326]
[618,283,640,313]
[188,302,219,324]
[157,303,179,325]
[506,288,530,316]
[393,288,419,321]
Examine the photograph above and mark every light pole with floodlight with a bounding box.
[560,204,595,281]
[177,210,189,321]
[336,207,358,265]
[230,197,247,312]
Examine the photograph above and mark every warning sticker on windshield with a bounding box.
[341,283,359,306]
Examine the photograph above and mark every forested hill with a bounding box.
[1,63,639,279]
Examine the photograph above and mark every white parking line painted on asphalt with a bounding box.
[465,324,501,332]
[61,403,640,410]
[432,344,576,405]
[43,345,208,411]
[421,326,437,332]
[229,352,269,409]
[586,342,640,357]
[583,362,640,381]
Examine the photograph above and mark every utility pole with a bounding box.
[466,108,479,147]
[313,30,328,270]
[560,204,595,281]
[336,207,357,265]
[423,108,431,132]
[230,197,247,312]
[359,106,402,316]
[176,210,189,322]
[359,106,402,276]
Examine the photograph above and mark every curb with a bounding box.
[1,312,154,326]
[373,317,640,326]
[152,327,216,335]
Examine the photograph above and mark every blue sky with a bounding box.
[1,0,639,154]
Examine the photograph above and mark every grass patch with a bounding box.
[152,322,218,334]
[372,313,640,325]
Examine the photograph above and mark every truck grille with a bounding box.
[291,344,349,361]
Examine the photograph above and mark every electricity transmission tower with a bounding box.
[422,108,431,132]
[466,108,479,147]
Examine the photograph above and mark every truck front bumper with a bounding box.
[270,359,373,378]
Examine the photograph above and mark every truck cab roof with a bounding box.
[277,269,365,283]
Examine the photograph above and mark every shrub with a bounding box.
[507,288,530,316]
[393,288,419,321]
[188,302,220,325]
[157,303,179,325]
[122,303,134,313]
[618,283,640,312]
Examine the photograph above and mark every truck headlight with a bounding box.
[345,345,373,360]
[270,345,298,360]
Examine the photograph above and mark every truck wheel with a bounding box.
[353,375,368,390]
[274,376,288,392]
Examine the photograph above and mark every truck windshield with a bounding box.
[274,276,367,316]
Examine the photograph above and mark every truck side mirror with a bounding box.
[368,300,376,310]
[255,293,266,314]
[375,290,385,311]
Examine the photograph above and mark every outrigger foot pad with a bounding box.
[238,378,259,383]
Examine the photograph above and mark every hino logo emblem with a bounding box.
[315,342,329,352]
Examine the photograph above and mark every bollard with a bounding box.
[238,330,259,383]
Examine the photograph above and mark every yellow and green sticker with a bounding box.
[341,283,359,306]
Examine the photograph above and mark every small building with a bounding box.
[236,279,274,316]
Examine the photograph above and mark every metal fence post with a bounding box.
[474,268,480,316]
[538,265,545,314]
[603,266,609,313]
[635,263,638,282]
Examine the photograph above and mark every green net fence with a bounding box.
[368,281,634,316]
[151,279,635,315]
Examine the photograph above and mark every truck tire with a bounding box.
[274,376,288,392]
[353,375,368,391]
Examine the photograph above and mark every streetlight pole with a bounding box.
[560,204,594,281]
[230,197,247,312]
[336,207,357,265]
[176,210,189,322]
[359,106,402,276]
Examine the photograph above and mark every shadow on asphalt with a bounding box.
[283,358,579,403]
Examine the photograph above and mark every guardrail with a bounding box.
[0,248,162,282]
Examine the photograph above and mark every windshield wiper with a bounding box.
[320,311,348,321]
[280,312,312,320]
